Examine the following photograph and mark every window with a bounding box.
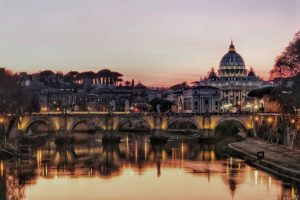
[184,97,192,110]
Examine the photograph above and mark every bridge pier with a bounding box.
[199,129,214,139]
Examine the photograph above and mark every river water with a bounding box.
[0,133,299,200]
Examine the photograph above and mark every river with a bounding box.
[0,133,299,200]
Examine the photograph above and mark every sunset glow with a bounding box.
[0,0,299,86]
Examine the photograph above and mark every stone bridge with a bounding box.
[1,112,298,140]
[0,112,258,137]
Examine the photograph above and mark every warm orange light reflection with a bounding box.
[0,135,296,200]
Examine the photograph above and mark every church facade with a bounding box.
[201,41,264,112]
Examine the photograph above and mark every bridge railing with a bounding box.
[20,111,281,117]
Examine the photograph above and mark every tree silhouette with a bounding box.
[149,98,173,113]
[270,31,300,79]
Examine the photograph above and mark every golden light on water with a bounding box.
[144,139,147,160]
[210,151,215,161]
[0,136,297,200]
[135,141,138,162]
[0,160,4,176]
[254,170,259,185]
[181,141,184,160]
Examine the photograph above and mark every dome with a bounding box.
[208,67,217,79]
[219,42,245,67]
[218,41,247,78]
[247,67,256,77]
[134,81,147,89]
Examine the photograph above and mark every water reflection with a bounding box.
[1,133,299,200]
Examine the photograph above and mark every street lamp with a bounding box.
[267,117,273,123]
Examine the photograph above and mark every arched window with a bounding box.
[205,99,209,105]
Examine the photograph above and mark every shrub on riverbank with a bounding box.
[214,135,244,156]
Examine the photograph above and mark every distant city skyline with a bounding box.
[0,0,299,87]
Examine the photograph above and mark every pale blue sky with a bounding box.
[0,0,299,86]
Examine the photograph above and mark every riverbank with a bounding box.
[228,137,300,183]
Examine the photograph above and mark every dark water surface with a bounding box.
[0,133,299,200]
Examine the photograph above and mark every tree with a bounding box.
[28,92,40,113]
[39,70,55,76]
[149,98,173,113]
[169,82,189,91]
[270,31,300,79]
[124,81,131,87]
[248,75,300,113]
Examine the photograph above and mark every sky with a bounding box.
[0,0,299,87]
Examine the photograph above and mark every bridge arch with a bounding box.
[70,119,101,132]
[212,117,250,139]
[24,119,56,133]
[117,118,151,131]
[213,117,249,131]
[167,118,199,130]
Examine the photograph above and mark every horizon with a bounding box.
[0,0,299,87]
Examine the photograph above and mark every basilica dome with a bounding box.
[219,46,245,67]
[218,41,247,78]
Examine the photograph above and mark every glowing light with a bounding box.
[41,106,48,112]
[161,120,168,130]
[0,161,4,176]
[37,149,42,166]
[267,117,273,123]
[43,163,48,177]
[162,150,167,160]
[144,140,147,160]
[210,151,215,161]
[181,142,184,160]
[291,119,295,124]
[255,116,259,121]
[254,170,258,185]
[268,176,272,187]
[135,141,138,162]
[222,103,233,109]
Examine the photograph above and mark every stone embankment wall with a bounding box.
[228,141,300,183]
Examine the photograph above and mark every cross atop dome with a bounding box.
[229,40,235,52]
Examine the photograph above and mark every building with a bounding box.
[0,68,5,78]
[182,85,220,113]
[203,41,264,112]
